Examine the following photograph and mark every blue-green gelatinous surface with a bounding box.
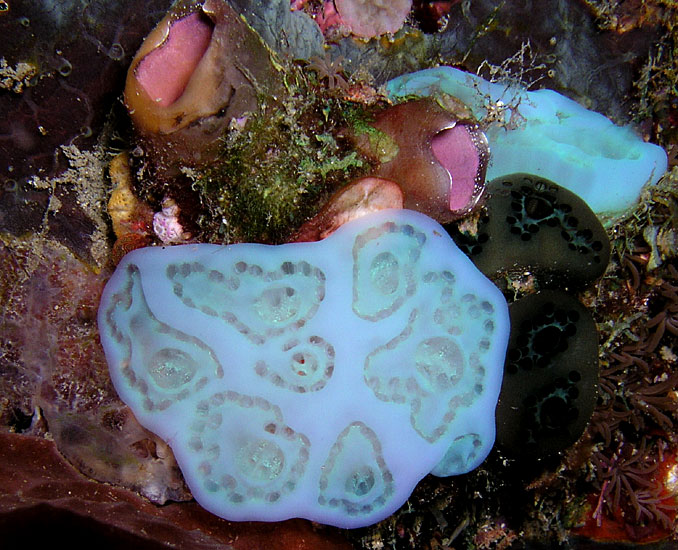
[387,67,668,220]
[98,209,509,528]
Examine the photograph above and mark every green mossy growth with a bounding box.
[195,69,382,244]
[343,103,399,164]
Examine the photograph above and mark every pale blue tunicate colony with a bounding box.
[387,67,668,220]
[98,209,509,528]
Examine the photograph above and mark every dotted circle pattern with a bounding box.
[98,210,509,528]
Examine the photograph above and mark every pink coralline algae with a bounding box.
[312,1,344,34]
[334,0,412,37]
[153,198,191,244]
[292,0,411,37]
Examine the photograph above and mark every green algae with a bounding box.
[342,103,399,164]
[193,70,382,244]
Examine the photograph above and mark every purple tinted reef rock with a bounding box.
[0,239,188,504]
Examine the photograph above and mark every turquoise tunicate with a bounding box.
[387,67,668,221]
[97,209,509,528]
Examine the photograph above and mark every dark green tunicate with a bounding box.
[447,173,610,287]
[495,291,599,458]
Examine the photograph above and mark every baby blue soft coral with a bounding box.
[98,209,509,528]
[387,67,668,221]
